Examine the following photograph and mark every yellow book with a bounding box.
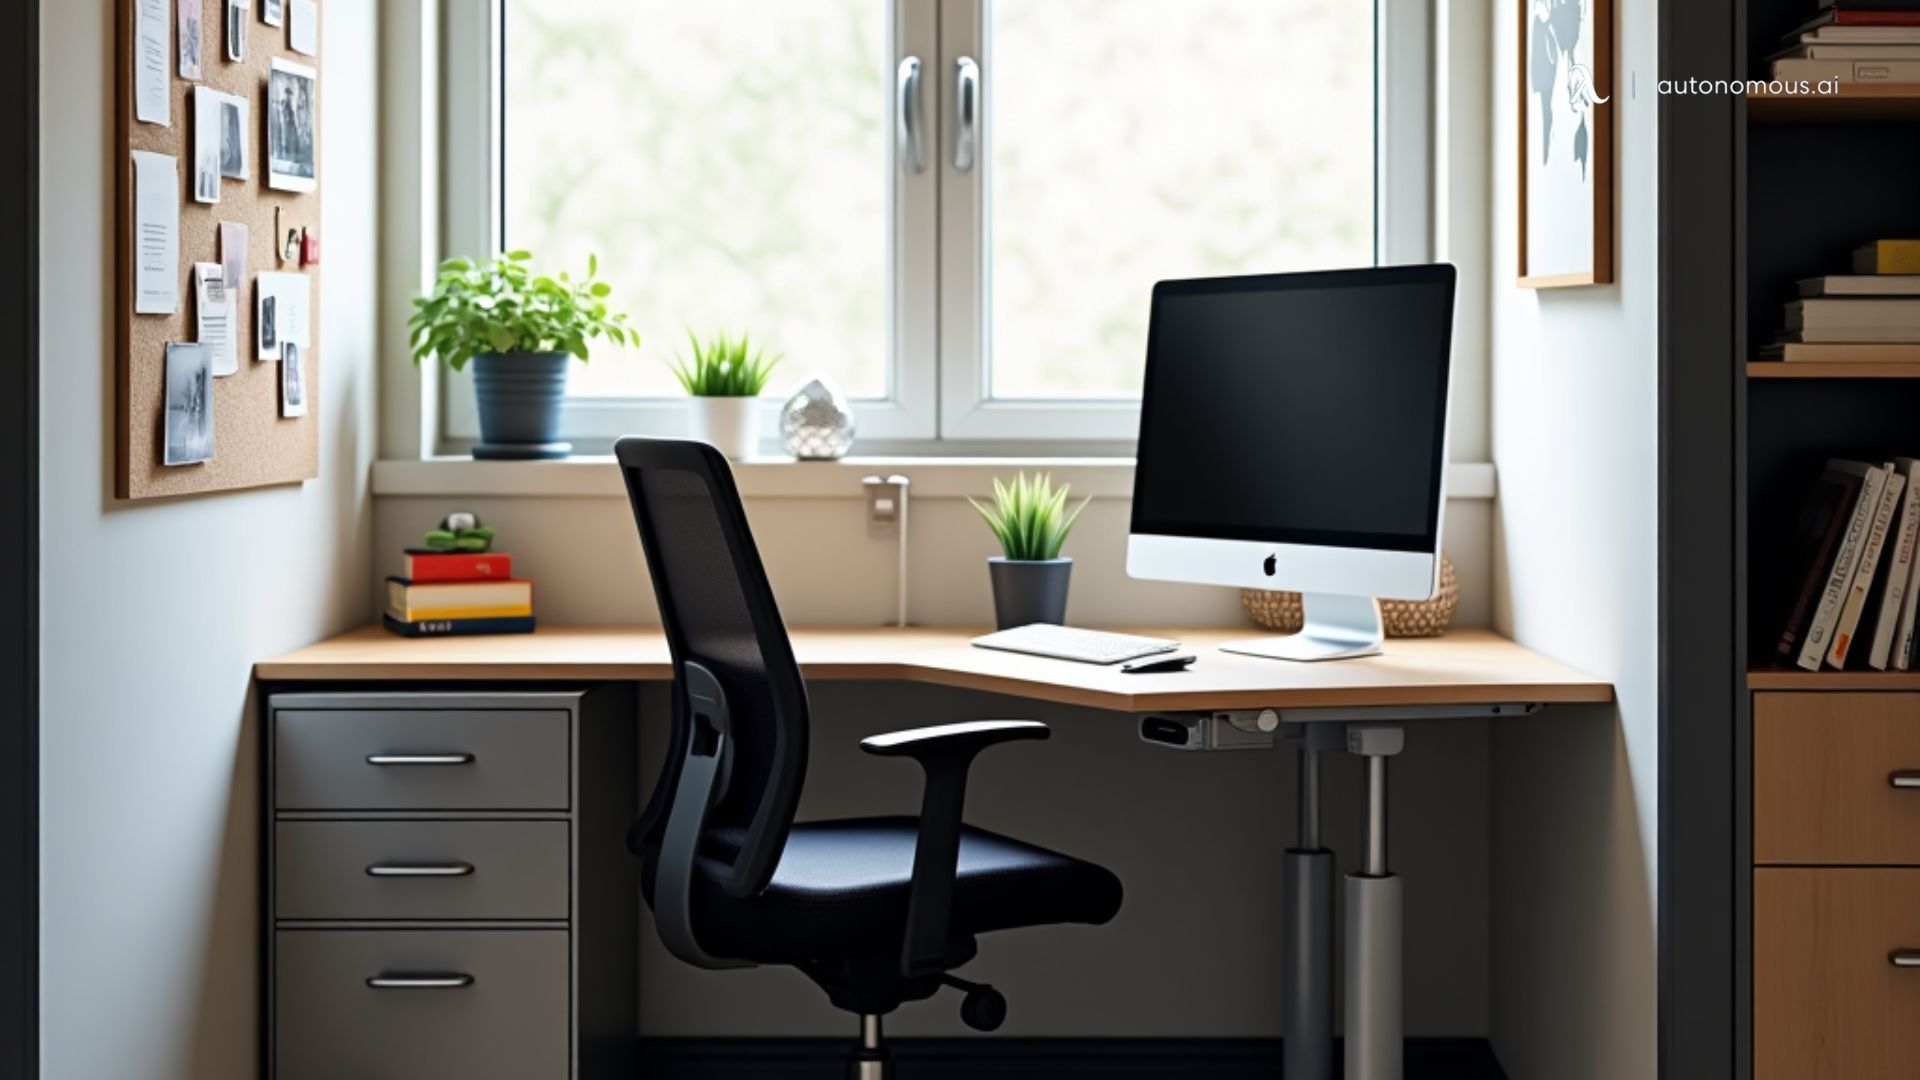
[1854,241,1920,275]
[385,577,533,623]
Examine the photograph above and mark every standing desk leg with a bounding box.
[1284,743,1335,1080]
[1345,727,1405,1080]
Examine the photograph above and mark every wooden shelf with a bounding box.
[1749,85,1920,125]
[1749,361,1920,379]
[1749,668,1920,690]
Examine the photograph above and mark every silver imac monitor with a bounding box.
[1126,264,1457,661]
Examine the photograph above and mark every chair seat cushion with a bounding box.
[640,817,1123,965]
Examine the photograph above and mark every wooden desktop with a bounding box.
[259,625,1611,714]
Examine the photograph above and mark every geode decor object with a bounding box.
[779,375,856,460]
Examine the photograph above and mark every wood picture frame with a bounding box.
[1518,0,1615,288]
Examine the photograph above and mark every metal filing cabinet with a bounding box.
[267,689,637,1080]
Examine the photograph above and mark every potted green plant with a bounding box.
[668,331,781,460]
[969,473,1092,629]
[408,250,633,459]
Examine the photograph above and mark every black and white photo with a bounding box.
[176,0,202,79]
[258,294,277,359]
[261,0,283,27]
[216,90,247,180]
[280,341,306,417]
[191,86,222,204]
[225,0,247,63]
[163,343,215,466]
[266,58,317,193]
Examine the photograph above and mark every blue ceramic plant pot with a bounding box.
[472,351,572,460]
[987,556,1073,630]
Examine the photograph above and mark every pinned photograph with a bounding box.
[191,87,222,204]
[163,343,215,466]
[266,58,317,193]
[280,341,307,417]
[225,0,247,63]
[216,90,248,180]
[176,0,202,79]
[261,0,283,27]
[258,294,277,359]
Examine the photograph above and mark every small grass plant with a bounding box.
[667,331,782,397]
[968,473,1092,562]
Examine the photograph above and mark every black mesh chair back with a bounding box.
[617,437,808,901]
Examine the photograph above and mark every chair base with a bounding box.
[849,1014,892,1080]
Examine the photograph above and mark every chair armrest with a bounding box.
[860,720,1050,977]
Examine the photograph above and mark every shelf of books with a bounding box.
[1746,2,1920,680]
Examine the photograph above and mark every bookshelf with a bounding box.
[1742,9,1920,1071]
[1748,86,1920,125]
[1746,361,1920,378]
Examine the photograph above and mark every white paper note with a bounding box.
[191,86,222,205]
[136,0,171,126]
[194,262,237,377]
[256,271,310,359]
[289,0,317,56]
[132,151,179,315]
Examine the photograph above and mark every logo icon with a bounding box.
[1262,554,1277,577]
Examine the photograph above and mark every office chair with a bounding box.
[615,437,1123,1080]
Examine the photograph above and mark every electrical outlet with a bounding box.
[863,474,909,536]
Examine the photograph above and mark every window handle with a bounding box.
[954,56,979,173]
[897,56,926,174]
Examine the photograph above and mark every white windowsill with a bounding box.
[372,456,1498,501]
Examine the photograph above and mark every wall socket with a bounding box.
[863,474,909,536]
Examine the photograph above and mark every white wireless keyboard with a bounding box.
[971,624,1182,666]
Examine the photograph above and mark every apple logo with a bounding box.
[1262,554,1277,577]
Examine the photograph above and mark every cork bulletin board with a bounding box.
[115,0,321,500]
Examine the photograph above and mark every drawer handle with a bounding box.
[365,753,475,767]
[366,973,475,990]
[1892,771,1920,789]
[1893,951,1920,968]
[366,862,475,878]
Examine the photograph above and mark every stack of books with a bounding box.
[1763,240,1920,364]
[1765,458,1920,671]
[383,549,536,637]
[1772,2,1920,84]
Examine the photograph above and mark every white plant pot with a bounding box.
[687,396,763,460]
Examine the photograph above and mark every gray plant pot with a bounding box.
[987,557,1073,630]
[471,351,573,460]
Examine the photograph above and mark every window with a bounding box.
[442,0,1430,451]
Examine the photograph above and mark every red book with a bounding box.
[1797,10,1920,32]
[402,550,514,582]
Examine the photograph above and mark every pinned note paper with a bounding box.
[132,151,179,315]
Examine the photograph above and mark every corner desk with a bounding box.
[257,626,1610,1080]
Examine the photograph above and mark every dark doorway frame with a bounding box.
[1658,0,1743,1078]
[1,3,39,1075]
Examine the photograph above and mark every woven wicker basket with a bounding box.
[1240,555,1460,638]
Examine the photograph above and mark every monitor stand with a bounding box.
[1221,593,1385,662]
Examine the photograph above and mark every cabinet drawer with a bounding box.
[1755,869,1920,1080]
[276,821,570,921]
[275,709,569,811]
[1755,693,1920,865]
[275,929,569,1080]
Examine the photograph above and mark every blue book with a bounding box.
[382,614,537,638]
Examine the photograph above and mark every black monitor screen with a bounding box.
[1130,265,1456,553]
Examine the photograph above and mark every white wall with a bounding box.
[1485,0,1659,1076]
[372,492,1494,630]
[36,4,379,1079]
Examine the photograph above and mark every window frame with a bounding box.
[436,0,1435,454]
